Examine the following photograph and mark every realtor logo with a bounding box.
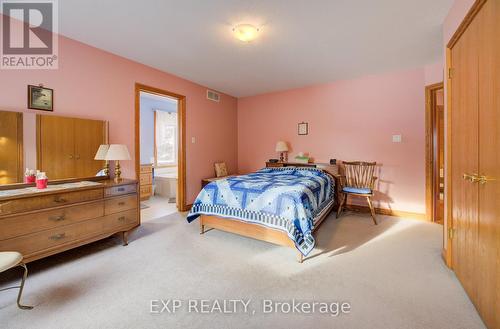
[1,0,58,69]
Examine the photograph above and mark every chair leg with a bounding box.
[336,193,346,218]
[17,263,33,310]
[366,196,378,225]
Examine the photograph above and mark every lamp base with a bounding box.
[114,160,122,182]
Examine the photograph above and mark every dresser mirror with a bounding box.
[0,110,108,186]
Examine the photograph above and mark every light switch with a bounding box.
[191,137,196,144]
[392,135,402,143]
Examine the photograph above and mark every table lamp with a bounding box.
[94,144,110,176]
[104,144,131,182]
[275,141,289,162]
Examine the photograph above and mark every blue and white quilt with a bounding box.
[187,167,335,256]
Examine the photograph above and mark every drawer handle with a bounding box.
[118,202,125,206]
[117,187,125,192]
[49,214,66,222]
[117,216,126,222]
[49,233,66,240]
[54,196,67,203]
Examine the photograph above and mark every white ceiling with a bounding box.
[57,0,453,97]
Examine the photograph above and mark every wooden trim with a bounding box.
[134,83,187,211]
[443,47,453,268]
[153,110,158,167]
[425,82,444,222]
[16,112,24,183]
[345,204,427,221]
[447,0,486,48]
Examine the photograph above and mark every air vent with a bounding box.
[207,90,220,102]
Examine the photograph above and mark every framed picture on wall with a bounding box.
[28,85,54,111]
[298,122,308,135]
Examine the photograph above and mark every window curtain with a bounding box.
[155,110,177,166]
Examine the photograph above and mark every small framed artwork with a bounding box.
[28,85,53,111]
[214,162,228,177]
[298,122,308,135]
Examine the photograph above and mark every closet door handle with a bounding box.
[478,175,495,185]
[462,173,480,183]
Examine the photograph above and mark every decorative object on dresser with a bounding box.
[0,178,140,263]
[139,164,153,200]
[104,144,131,182]
[336,161,378,225]
[294,152,310,164]
[275,141,289,162]
[94,144,110,176]
[298,122,308,135]
[0,251,33,309]
[214,162,228,178]
[27,84,53,111]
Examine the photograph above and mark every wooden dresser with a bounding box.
[139,164,153,200]
[0,179,139,263]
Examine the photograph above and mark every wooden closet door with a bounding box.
[477,1,500,327]
[450,14,480,302]
[73,118,105,178]
[0,111,23,184]
[38,115,75,180]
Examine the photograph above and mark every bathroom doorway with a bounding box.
[135,84,186,215]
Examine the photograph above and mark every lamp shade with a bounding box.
[104,144,131,161]
[94,144,110,160]
[275,141,288,152]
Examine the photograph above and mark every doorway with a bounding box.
[425,82,445,224]
[135,84,187,215]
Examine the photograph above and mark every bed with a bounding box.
[187,167,335,262]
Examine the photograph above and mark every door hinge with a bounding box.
[448,227,454,240]
[448,68,453,79]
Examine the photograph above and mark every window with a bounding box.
[154,110,177,166]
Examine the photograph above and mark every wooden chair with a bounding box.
[336,161,378,225]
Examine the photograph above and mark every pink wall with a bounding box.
[424,61,444,86]
[238,68,432,214]
[0,15,238,204]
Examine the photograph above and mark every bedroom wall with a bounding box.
[238,67,438,215]
[0,15,238,204]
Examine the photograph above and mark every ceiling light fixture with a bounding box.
[232,24,260,42]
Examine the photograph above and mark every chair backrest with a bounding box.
[343,161,377,189]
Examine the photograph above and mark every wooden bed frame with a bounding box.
[199,201,335,263]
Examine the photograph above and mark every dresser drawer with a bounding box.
[104,184,137,197]
[140,185,152,197]
[140,165,152,173]
[0,201,104,240]
[140,173,152,185]
[103,209,138,231]
[0,189,103,216]
[0,217,105,256]
[104,195,137,215]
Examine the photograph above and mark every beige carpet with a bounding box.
[0,210,485,329]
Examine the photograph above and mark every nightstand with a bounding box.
[201,175,237,189]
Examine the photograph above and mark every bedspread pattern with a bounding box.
[187,167,335,255]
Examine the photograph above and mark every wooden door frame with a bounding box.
[425,82,444,222]
[134,83,187,211]
[443,0,487,268]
